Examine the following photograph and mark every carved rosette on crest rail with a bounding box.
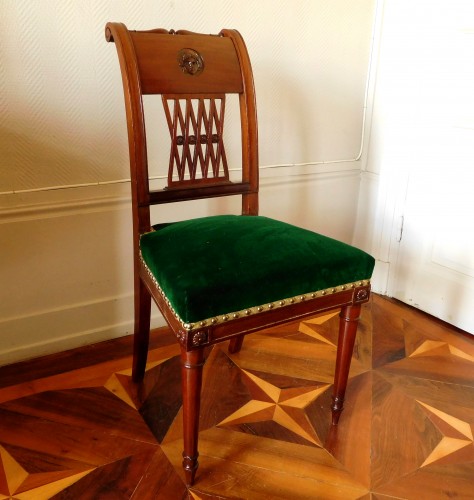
[177,48,204,76]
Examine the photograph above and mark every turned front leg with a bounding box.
[331,304,361,425]
[180,347,205,487]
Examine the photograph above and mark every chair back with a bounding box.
[105,24,259,237]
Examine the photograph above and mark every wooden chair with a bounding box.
[105,22,375,487]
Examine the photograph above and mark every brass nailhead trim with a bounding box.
[140,252,370,334]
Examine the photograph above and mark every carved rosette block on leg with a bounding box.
[180,347,206,486]
[331,304,361,425]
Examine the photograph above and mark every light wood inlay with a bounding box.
[421,437,471,467]
[299,321,337,345]
[418,401,473,440]
[0,445,28,495]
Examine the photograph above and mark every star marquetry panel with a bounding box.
[217,369,330,446]
[0,295,473,498]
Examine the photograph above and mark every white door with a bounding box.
[383,1,474,333]
[392,128,474,333]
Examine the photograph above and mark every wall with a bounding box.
[0,0,376,365]
[352,0,388,291]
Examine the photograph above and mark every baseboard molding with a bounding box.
[0,184,131,224]
[0,165,358,227]
[0,294,166,366]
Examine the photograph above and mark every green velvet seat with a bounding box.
[141,215,375,325]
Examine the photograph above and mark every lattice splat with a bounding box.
[163,95,230,187]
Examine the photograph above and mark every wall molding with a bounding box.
[1,164,361,223]
[0,190,131,224]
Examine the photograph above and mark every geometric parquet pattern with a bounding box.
[0,295,473,499]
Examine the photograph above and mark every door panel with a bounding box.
[382,1,474,333]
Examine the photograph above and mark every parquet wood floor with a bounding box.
[0,295,473,499]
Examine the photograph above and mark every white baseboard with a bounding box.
[0,293,165,366]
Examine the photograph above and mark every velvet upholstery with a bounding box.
[140,215,375,324]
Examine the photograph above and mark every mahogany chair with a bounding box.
[105,22,375,487]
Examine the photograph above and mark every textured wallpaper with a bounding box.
[0,0,375,193]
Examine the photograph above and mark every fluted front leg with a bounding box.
[331,304,361,425]
[181,347,206,487]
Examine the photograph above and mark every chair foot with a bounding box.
[331,396,344,425]
[228,335,244,354]
[183,453,199,487]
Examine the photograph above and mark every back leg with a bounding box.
[228,335,244,354]
[132,277,152,383]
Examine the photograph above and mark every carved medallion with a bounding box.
[177,48,204,76]
[192,330,208,346]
